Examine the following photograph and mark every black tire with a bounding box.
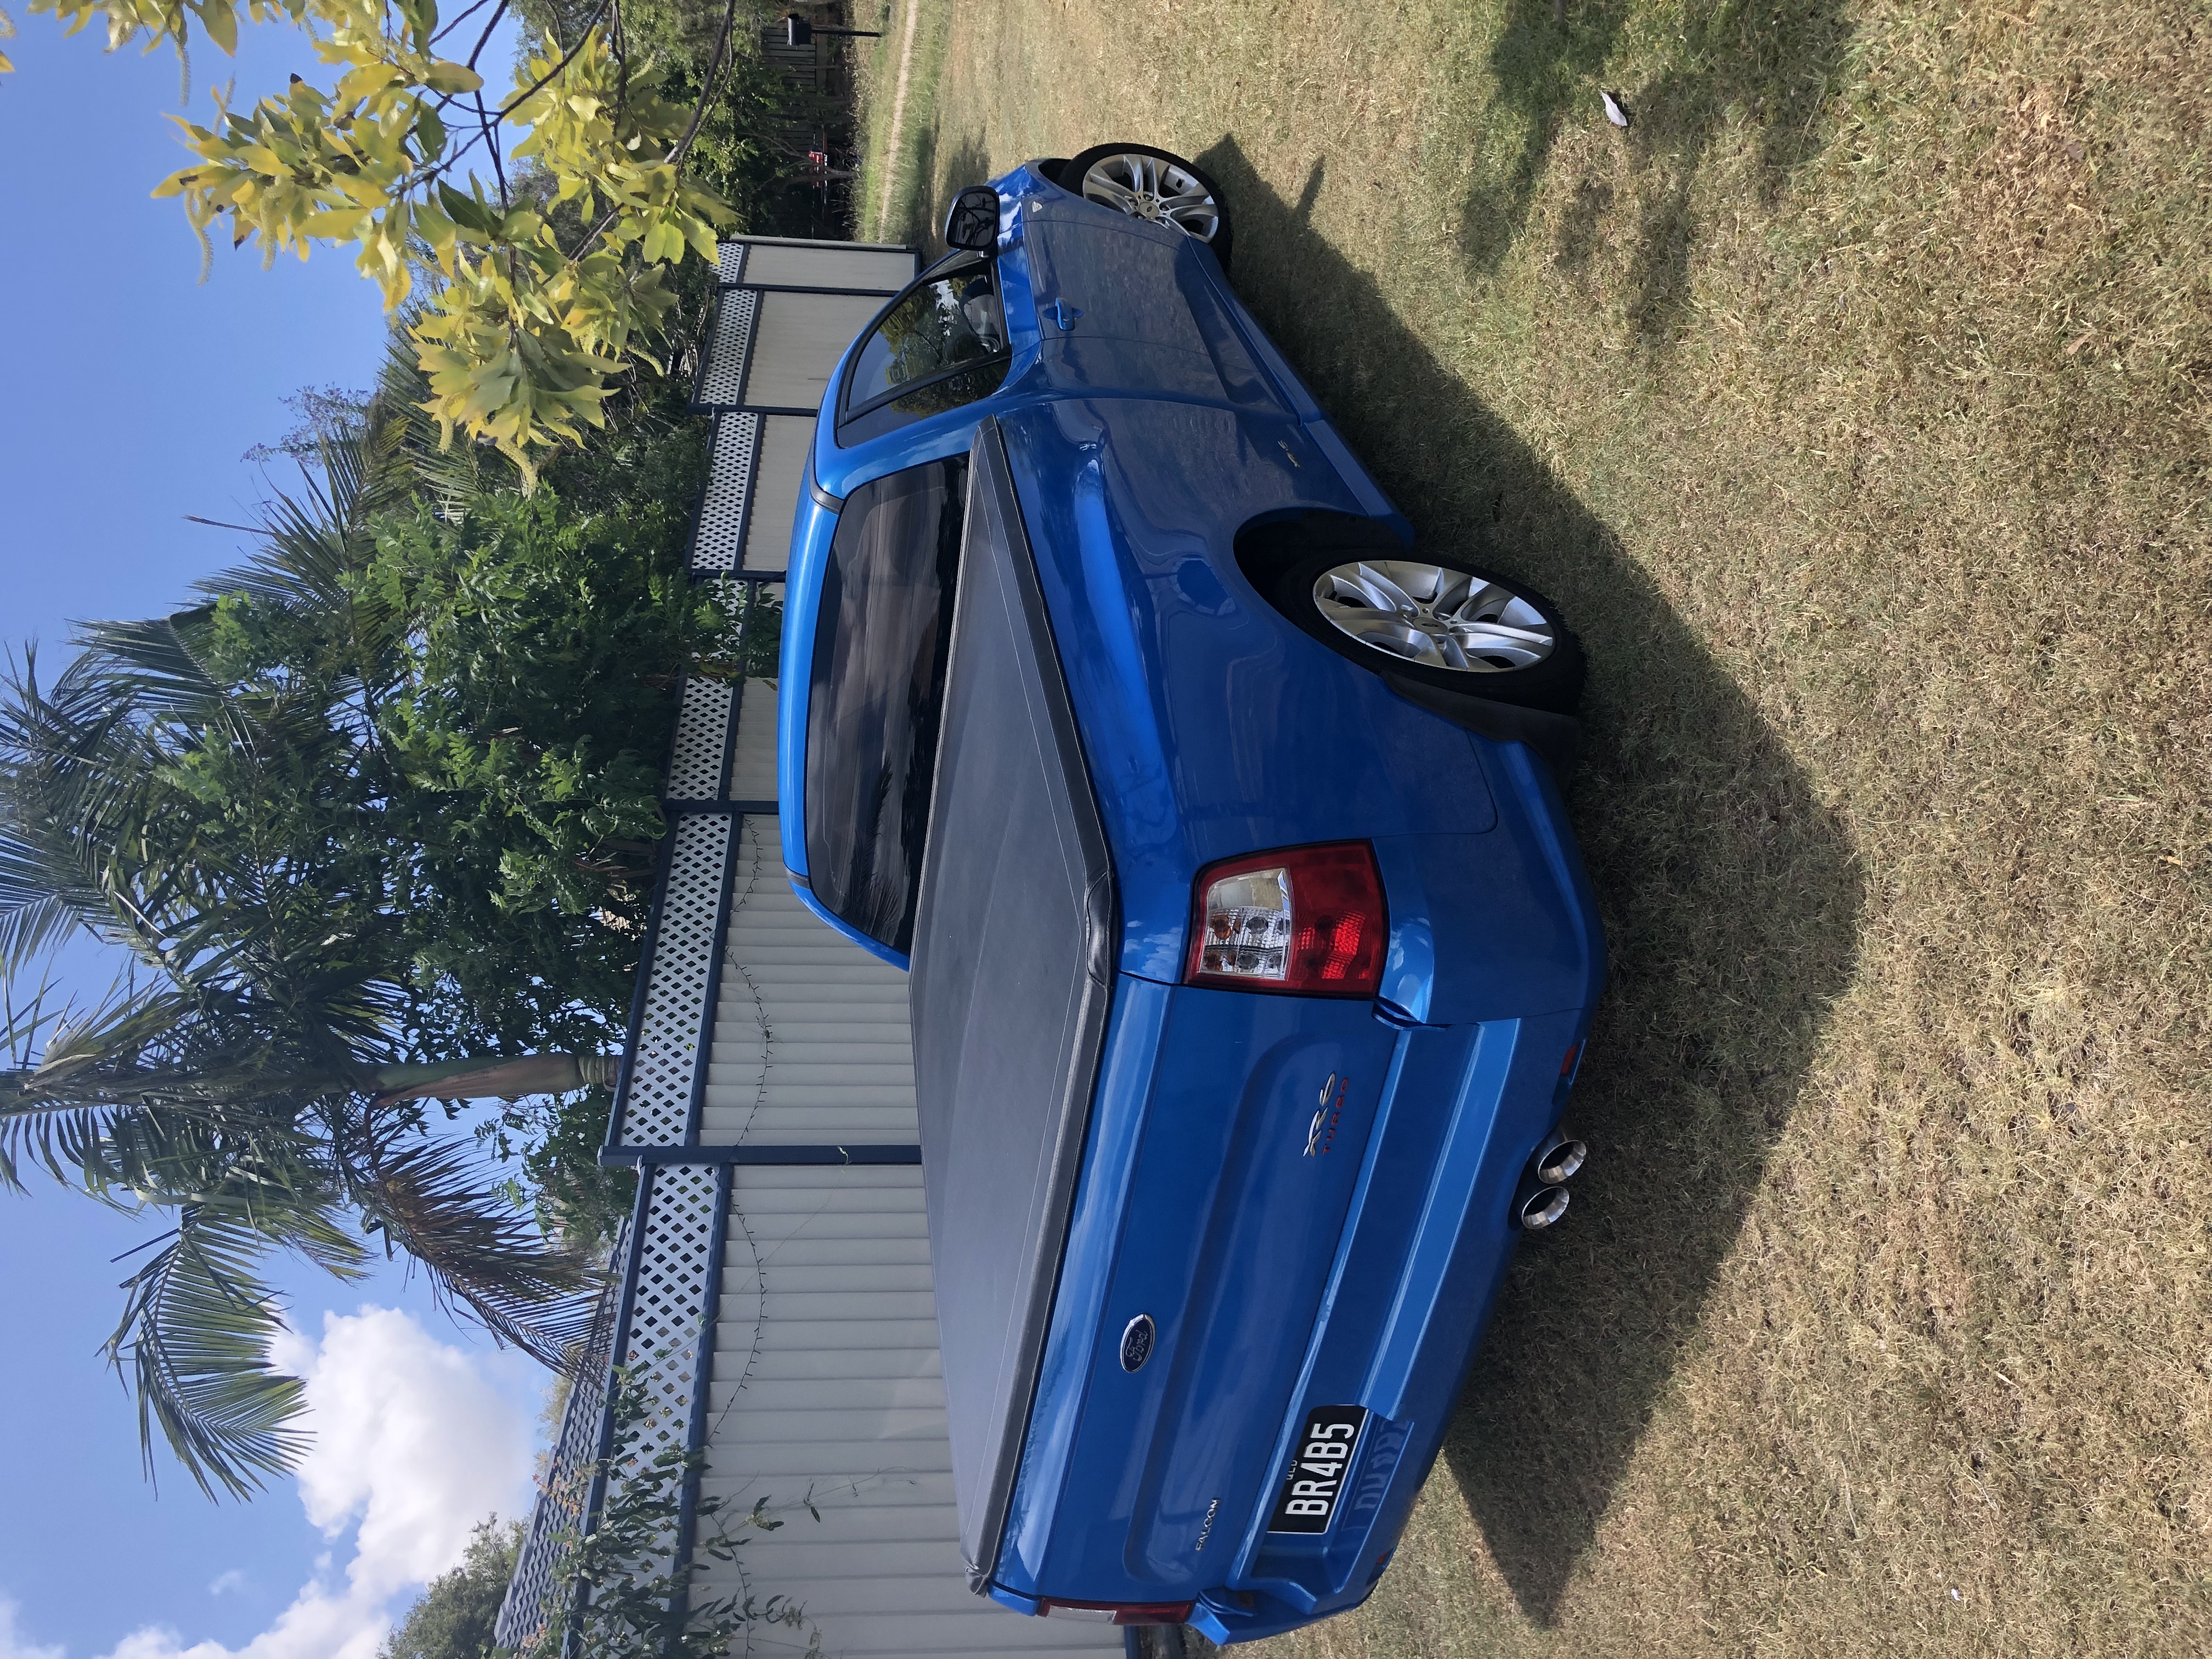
[1061,142,1233,271]
[1263,533,1585,715]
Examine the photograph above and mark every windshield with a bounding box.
[803,458,969,953]
[843,256,1009,421]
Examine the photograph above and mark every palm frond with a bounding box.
[106,1200,311,1499]
[346,1111,602,1369]
[0,979,372,1207]
[0,893,80,974]
[0,980,184,1187]
[199,422,398,610]
[69,613,239,726]
[0,647,157,972]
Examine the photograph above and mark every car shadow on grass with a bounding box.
[1196,137,1864,1627]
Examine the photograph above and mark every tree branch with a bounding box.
[476,87,510,206]
[662,0,741,167]
[464,0,510,71]
[432,0,496,46]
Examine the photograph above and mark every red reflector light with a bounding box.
[1039,1599,1196,1626]
[1185,842,1387,997]
[1559,1041,1583,1079]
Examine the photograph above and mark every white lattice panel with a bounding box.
[493,1240,624,1651]
[665,678,733,801]
[728,677,781,804]
[697,1165,1115,1655]
[606,1164,721,1575]
[697,288,757,407]
[618,814,732,1144]
[690,413,759,574]
[716,241,747,285]
[625,1164,721,1462]
[702,817,916,1148]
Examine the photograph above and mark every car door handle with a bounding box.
[1045,298,1083,331]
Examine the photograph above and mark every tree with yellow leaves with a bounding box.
[2,0,743,481]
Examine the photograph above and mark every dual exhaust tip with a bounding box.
[1515,1133,1588,1231]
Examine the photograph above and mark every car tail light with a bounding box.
[1039,1599,1195,1626]
[1185,842,1387,997]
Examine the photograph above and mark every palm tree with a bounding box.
[0,413,653,1499]
[0,976,612,1499]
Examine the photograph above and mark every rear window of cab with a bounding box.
[803,458,969,953]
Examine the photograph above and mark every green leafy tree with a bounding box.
[381,1517,523,1659]
[0,398,754,1494]
[12,408,733,1055]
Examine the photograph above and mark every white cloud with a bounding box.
[94,1585,380,1659]
[0,1599,66,1659]
[85,1308,536,1659]
[202,1578,245,1601]
[276,1306,535,1604]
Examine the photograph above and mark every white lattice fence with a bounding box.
[697,288,757,407]
[667,679,736,801]
[491,1233,625,1651]
[615,815,733,1146]
[625,1164,724,1471]
[691,415,761,575]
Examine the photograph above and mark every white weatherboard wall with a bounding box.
[699,1162,1115,1656]
[493,237,1121,1659]
[744,291,893,410]
[701,817,917,1150]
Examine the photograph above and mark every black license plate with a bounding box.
[1266,1404,1369,1534]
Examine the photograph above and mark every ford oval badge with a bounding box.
[1120,1314,1156,1372]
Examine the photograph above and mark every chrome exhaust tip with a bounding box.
[1516,1185,1570,1231]
[1533,1134,1587,1186]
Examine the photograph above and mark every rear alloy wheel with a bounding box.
[1063,142,1232,269]
[1273,546,1585,714]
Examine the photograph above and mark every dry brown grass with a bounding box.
[868,3,2212,1651]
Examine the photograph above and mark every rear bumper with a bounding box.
[1193,1006,1588,1642]
[984,991,1594,1641]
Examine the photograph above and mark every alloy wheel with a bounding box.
[1311,560,1558,675]
[1079,151,1223,244]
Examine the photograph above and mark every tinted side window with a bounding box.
[839,259,1009,442]
[804,459,969,953]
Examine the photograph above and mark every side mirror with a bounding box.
[943,186,1001,254]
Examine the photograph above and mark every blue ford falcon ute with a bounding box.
[776,145,1606,1643]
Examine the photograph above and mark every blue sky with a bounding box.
[0,16,545,1659]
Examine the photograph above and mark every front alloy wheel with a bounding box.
[1063,142,1233,267]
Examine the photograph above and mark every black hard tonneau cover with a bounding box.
[907,416,1118,1590]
